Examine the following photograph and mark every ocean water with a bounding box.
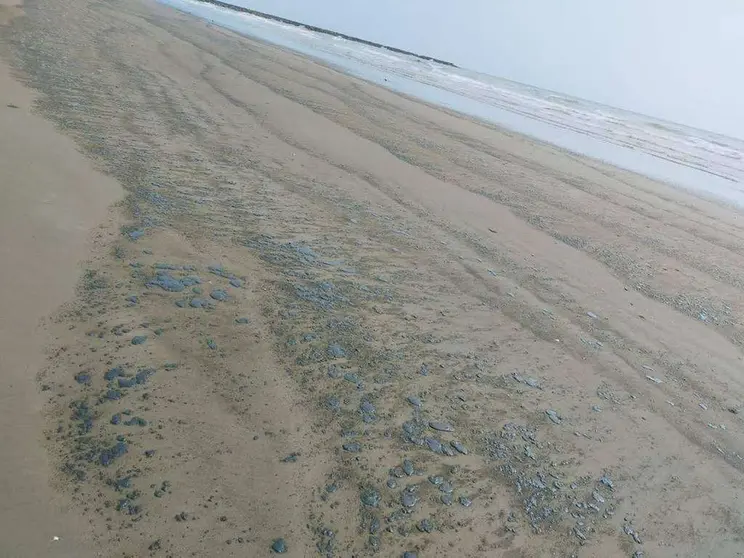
[160,0,744,206]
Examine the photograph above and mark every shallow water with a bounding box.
[160,0,744,206]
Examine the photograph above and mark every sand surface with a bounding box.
[2,0,744,556]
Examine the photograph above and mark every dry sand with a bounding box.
[2,0,744,556]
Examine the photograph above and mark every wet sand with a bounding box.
[2,0,744,556]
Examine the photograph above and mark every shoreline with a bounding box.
[2,0,744,555]
[161,0,744,208]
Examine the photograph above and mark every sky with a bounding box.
[233,0,744,138]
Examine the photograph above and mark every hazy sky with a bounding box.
[235,0,744,138]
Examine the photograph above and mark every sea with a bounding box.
[160,0,744,207]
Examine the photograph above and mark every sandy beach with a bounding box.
[2,0,744,556]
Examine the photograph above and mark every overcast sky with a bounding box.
[234,0,744,138]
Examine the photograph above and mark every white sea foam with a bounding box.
[159,0,744,206]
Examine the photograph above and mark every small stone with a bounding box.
[74,372,91,385]
[342,442,361,453]
[546,409,562,424]
[428,475,444,486]
[417,518,434,533]
[387,478,398,489]
[235,317,250,324]
[424,437,443,453]
[229,278,244,288]
[429,421,454,432]
[600,476,614,490]
[402,459,414,476]
[210,289,229,302]
[271,538,287,553]
[189,298,209,308]
[403,553,418,558]
[118,377,136,388]
[206,339,217,350]
[104,366,124,381]
[401,491,418,508]
[105,389,122,401]
[439,481,454,494]
[440,493,453,505]
[327,343,346,358]
[450,441,468,455]
[592,491,605,504]
[131,335,147,345]
[281,452,300,463]
[459,495,472,507]
[361,488,381,507]
[406,395,422,407]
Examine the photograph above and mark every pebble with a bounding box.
[401,491,418,508]
[450,441,468,455]
[327,343,346,358]
[229,278,243,288]
[403,553,417,558]
[210,289,229,302]
[546,409,562,424]
[104,366,124,381]
[325,396,341,412]
[440,493,453,505]
[417,518,434,533]
[459,495,472,507]
[425,437,443,453]
[126,295,138,304]
[386,478,398,489]
[402,459,414,476]
[428,476,444,486]
[281,452,300,463]
[406,395,422,407]
[206,339,217,350]
[600,476,614,490]
[100,441,128,466]
[74,372,91,385]
[429,421,454,432]
[131,335,147,345]
[342,442,361,453]
[118,377,136,388]
[150,273,185,292]
[135,368,154,384]
[235,317,250,324]
[271,538,287,553]
[105,389,122,401]
[439,481,454,494]
[189,298,209,308]
[181,276,201,286]
[111,414,121,425]
[360,488,381,507]
[127,229,145,241]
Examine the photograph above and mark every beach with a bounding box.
[1,0,744,556]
